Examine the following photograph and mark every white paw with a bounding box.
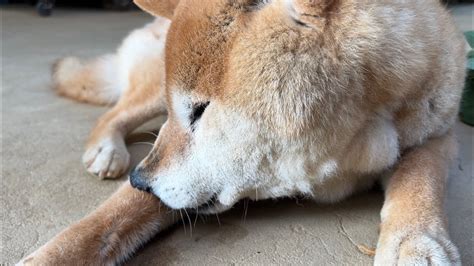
[83,138,130,179]
[374,230,461,266]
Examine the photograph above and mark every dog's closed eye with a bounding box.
[246,0,271,11]
[190,101,210,128]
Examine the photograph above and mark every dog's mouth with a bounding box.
[187,195,232,214]
[156,190,237,214]
[190,195,219,214]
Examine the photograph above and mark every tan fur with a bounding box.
[82,61,167,178]
[135,0,179,18]
[20,182,176,265]
[20,0,466,264]
[375,131,460,265]
[52,56,120,105]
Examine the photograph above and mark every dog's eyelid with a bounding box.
[291,17,310,28]
[246,0,271,11]
[189,101,210,127]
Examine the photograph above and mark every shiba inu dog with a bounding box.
[19,0,466,265]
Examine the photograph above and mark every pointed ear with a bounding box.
[134,0,180,19]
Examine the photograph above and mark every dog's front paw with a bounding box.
[374,227,460,266]
[83,137,130,179]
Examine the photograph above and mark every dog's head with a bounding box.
[131,0,358,213]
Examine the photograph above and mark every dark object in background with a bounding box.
[36,0,54,16]
[5,0,136,16]
[103,0,135,10]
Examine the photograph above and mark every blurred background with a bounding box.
[2,0,138,16]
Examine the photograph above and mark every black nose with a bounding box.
[129,167,152,193]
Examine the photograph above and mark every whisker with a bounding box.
[242,198,249,224]
[179,210,187,235]
[215,213,221,227]
[131,142,154,147]
[184,209,193,237]
[143,131,159,138]
[194,207,199,228]
[211,198,221,227]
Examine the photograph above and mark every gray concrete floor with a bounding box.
[2,4,473,265]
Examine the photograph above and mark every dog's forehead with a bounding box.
[165,0,256,98]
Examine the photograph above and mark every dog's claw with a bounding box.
[83,138,130,179]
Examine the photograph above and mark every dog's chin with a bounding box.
[188,201,233,215]
[155,192,234,214]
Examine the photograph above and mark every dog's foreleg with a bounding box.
[83,59,167,180]
[374,132,461,265]
[18,182,176,265]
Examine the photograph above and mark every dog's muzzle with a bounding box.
[129,167,152,193]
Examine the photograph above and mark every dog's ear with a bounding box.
[133,0,180,19]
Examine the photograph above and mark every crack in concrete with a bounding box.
[335,214,358,247]
[333,213,377,259]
